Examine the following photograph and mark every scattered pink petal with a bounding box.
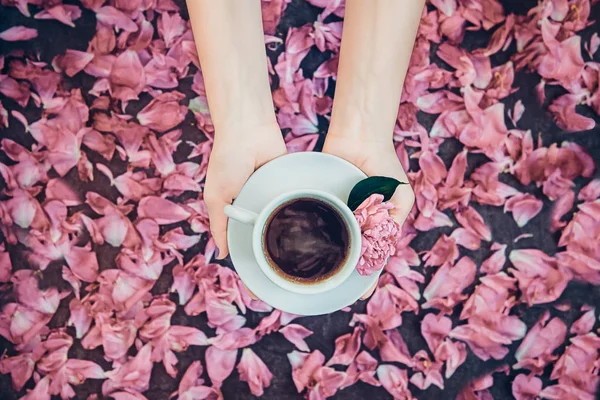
[512,374,542,400]
[137,91,188,132]
[480,243,507,274]
[376,365,412,399]
[504,193,543,227]
[326,326,361,366]
[0,26,38,41]
[237,348,273,397]
[205,346,237,388]
[550,190,575,232]
[509,249,570,305]
[96,6,138,32]
[280,324,313,352]
[514,311,567,374]
[570,307,596,335]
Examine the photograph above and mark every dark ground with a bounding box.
[1,0,600,399]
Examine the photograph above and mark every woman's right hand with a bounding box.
[204,121,287,259]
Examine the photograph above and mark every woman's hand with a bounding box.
[323,133,415,226]
[323,132,415,301]
[204,122,287,259]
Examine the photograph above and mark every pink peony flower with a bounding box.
[353,194,400,276]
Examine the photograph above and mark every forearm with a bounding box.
[328,0,425,141]
[186,0,277,135]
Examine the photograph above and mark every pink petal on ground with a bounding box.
[504,193,543,227]
[455,206,492,241]
[137,196,191,224]
[82,129,116,160]
[512,374,542,400]
[423,256,476,310]
[310,364,346,399]
[68,298,92,339]
[548,93,595,133]
[169,325,209,347]
[449,322,513,361]
[102,343,152,395]
[578,179,600,201]
[0,244,12,283]
[98,319,137,361]
[379,329,413,367]
[586,32,600,58]
[137,91,188,132]
[431,0,456,16]
[435,339,467,378]
[550,190,574,232]
[108,50,145,101]
[410,350,444,390]
[171,265,196,305]
[20,376,50,400]
[570,308,596,335]
[509,249,570,306]
[157,12,185,48]
[421,313,452,353]
[80,0,106,11]
[205,346,237,388]
[509,100,525,126]
[450,227,481,250]
[446,150,467,188]
[237,348,273,397]
[280,324,313,352]
[65,358,105,379]
[0,102,7,128]
[178,360,204,394]
[414,209,454,231]
[211,328,259,351]
[46,179,81,206]
[376,365,412,399]
[326,327,361,366]
[0,353,35,391]
[342,350,380,388]
[0,26,37,41]
[35,5,82,27]
[422,235,459,267]
[52,49,94,77]
[287,350,324,392]
[110,392,148,400]
[64,245,99,283]
[419,151,447,185]
[367,284,418,330]
[514,310,567,374]
[262,0,287,35]
[480,244,507,274]
[96,6,138,32]
[13,271,62,314]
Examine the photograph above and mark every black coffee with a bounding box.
[263,198,349,283]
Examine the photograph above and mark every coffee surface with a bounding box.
[264,198,349,283]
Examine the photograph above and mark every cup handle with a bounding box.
[224,205,258,225]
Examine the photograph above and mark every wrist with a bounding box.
[327,118,394,146]
[214,119,282,144]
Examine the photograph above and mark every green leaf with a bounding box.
[347,176,407,211]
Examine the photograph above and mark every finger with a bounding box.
[360,281,377,300]
[205,192,231,259]
[389,183,415,227]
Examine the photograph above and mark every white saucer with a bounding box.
[227,152,380,316]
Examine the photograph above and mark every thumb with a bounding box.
[205,194,230,260]
[388,183,415,228]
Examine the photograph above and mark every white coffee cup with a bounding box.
[224,189,362,295]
